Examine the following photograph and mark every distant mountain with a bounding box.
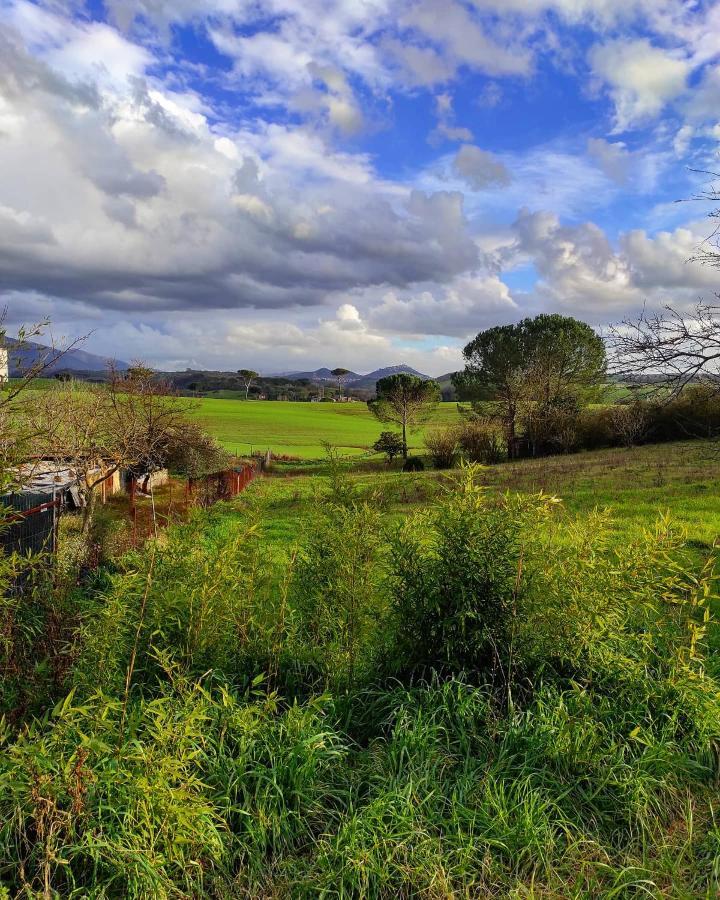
[283,363,432,390]
[284,367,361,382]
[351,365,430,389]
[6,339,129,376]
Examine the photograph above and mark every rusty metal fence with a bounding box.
[186,463,259,507]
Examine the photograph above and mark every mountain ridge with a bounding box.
[280,363,432,387]
[5,338,129,376]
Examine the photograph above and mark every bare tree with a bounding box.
[688,169,720,270]
[609,302,720,398]
[0,311,87,412]
[28,365,225,534]
[610,401,650,447]
[609,172,720,397]
[0,315,87,490]
[238,369,259,400]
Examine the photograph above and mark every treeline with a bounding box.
[164,370,371,400]
[419,385,720,469]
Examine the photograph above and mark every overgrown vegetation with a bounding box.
[1,455,719,897]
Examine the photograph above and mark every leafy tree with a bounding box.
[368,374,440,459]
[238,369,259,400]
[331,367,351,399]
[453,314,606,456]
[373,431,405,462]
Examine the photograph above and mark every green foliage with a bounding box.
[455,313,606,406]
[73,506,277,697]
[291,455,387,689]
[424,424,461,468]
[3,450,720,897]
[454,314,606,457]
[372,430,404,462]
[389,465,555,675]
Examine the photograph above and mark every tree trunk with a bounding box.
[81,487,97,536]
[402,417,408,459]
[507,415,516,460]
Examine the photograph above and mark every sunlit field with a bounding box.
[185,398,466,458]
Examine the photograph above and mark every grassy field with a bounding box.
[5,426,720,896]
[239,440,720,552]
[185,398,465,458]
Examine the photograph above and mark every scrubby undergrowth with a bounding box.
[1,464,719,898]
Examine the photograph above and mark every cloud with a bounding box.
[453,144,511,190]
[368,274,517,337]
[401,0,532,78]
[511,207,717,318]
[428,91,473,145]
[589,38,690,131]
[586,138,633,184]
[3,0,720,375]
[0,17,480,320]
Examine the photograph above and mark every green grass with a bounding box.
[239,440,720,552]
[4,443,720,898]
[184,398,465,458]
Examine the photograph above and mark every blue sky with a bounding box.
[0,0,719,374]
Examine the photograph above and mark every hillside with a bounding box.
[6,338,128,375]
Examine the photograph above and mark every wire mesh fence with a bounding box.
[0,490,60,556]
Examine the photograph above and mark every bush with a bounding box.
[73,506,278,697]
[291,500,386,689]
[424,425,461,469]
[458,420,506,463]
[402,456,425,472]
[373,430,404,462]
[522,395,581,456]
[610,399,651,446]
[576,405,616,449]
[389,465,554,675]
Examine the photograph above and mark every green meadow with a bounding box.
[185,398,465,458]
[239,439,720,552]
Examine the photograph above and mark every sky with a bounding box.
[1,0,719,375]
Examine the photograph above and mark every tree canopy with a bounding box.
[368,374,440,459]
[453,314,606,454]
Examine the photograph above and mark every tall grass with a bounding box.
[1,467,719,897]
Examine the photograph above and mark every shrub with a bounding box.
[576,406,616,449]
[610,399,651,446]
[291,500,387,689]
[522,395,581,456]
[373,430,404,462]
[458,420,506,463]
[389,465,554,675]
[402,456,425,472]
[424,425,461,469]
